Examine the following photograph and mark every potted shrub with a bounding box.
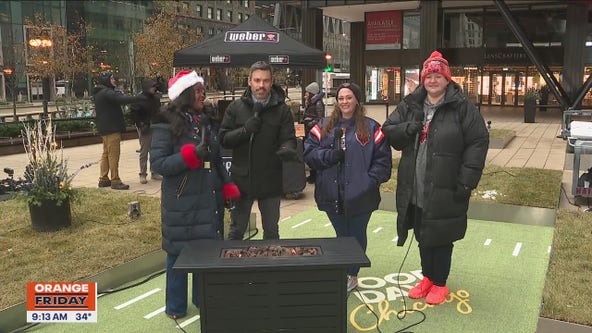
[18,119,87,231]
[524,88,539,123]
[539,85,550,111]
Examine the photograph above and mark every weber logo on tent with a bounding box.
[224,31,279,43]
[210,55,230,64]
[269,55,289,64]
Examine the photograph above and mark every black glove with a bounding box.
[453,183,471,201]
[405,121,423,136]
[244,116,262,134]
[276,146,300,162]
[329,148,345,164]
[194,142,210,160]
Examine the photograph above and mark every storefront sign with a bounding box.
[365,11,402,50]
[484,49,528,64]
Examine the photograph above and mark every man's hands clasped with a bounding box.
[276,146,301,162]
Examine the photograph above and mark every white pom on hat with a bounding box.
[168,70,204,101]
[305,82,320,95]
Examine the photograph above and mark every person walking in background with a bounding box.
[219,61,298,240]
[150,70,240,319]
[381,51,489,305]
[303,82,392,292]
[302,81,325,184]
[130,79,162,184]
[93,71,145,190]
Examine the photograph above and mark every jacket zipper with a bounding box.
[176,174,189,199]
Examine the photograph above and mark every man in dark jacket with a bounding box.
[93,71,144,190]
[130,79,161,184]
[302,81,325,183]
[382,51,489,305]
[219,61,298,240]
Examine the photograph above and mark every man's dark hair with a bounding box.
[249,61,273,77]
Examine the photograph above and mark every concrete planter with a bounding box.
[524,99,536,123]
[0,127,139,156]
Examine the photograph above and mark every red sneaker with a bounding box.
[408,277,434,299]
[426,285,449,305]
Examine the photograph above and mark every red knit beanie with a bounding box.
[420,51,451,84]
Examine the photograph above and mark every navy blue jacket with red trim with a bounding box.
[303,116,392,216]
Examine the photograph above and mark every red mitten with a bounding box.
[223,183,240,201]
[180,144,201,170]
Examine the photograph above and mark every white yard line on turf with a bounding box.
[512,242,523,256]
[114,288,161,310]
[291,218,312,228]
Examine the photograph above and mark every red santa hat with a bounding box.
[168,70,204,101]
[420,51,451,84]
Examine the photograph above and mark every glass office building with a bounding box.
[305,1,591,108]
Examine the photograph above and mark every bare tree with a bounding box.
[24,13,95,99]
[133,1,202,81]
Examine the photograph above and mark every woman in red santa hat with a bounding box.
[382,51,489,305]
[150,70,240,319]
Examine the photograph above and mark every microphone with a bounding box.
[199,115,210,168]
[253,102,263,118]
[413,111,424,153]
[334,127,343,150]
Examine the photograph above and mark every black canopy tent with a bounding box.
[173,15,325,68]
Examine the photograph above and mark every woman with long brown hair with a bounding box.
[303,82,392,292]
[150,71,240,319]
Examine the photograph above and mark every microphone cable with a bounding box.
[245,103,262,240]
[346,112,427,333]
[392,110,427,332]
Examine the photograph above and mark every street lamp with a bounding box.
[3,68,17,118]
[29,36,53,119]
[324,53,333,72]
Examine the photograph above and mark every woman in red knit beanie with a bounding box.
[382,50,489,305]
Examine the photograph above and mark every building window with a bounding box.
[244,0,249,8]
[207,7,213,19]
[517,7,566,47]
[365,66,401,103]
[208,27,214,36]
[196,26,202,34]
[443,9,483,48]
[216,9,222,20]
[238,13,243,22]
[483,10,518,48]
[402,12,420,49]
[227,10,233,22]
[245,14,249,20]
[114,19,124,30]
[196,5,202,17]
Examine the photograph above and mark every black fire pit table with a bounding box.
[173,237,370,333]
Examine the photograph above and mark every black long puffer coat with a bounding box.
[150,111,231,255]
[218,84,296,199]
[382,82,489,247]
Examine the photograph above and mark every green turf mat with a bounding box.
[27,209,553,333]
